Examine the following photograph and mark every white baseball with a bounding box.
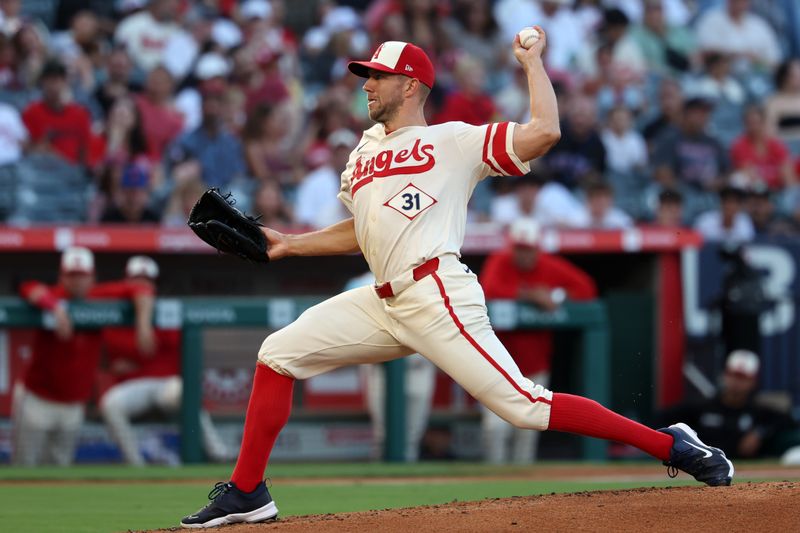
[517,27,540,49]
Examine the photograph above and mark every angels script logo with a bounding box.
[351,139,435,195]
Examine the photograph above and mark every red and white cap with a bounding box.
[348,41,435,89]
[725,350,759,378]
[126,255,159,279]
[509,218,541,248]
[60,246,94,274]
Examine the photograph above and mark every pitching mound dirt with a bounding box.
[163,481,799,532]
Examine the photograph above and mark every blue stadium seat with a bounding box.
[8,154,90,224]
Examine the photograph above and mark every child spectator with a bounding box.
[601,105,647,174]
[652,188,685,228]
[694,185,755,243]
[575,179,633,229]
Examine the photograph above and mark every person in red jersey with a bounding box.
[21,60,93,167]
[479,218,597,463]
[100,256,232,465]
[12,247,154,466]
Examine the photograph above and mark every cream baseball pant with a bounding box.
[259,254,553,432]
[363,354,436,461]
[482,371,551,464]
[12,385,85,466]
[100,376,232,465]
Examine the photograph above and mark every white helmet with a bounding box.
[125,255,159,279]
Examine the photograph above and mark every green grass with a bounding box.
[0,462,795,533]
[2,478,697,533]
[0,461,601,481]
[0,459,721,481]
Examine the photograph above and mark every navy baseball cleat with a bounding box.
[180,480,278,528]
[658,422,734,486]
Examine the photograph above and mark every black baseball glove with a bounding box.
[187,188,270,263]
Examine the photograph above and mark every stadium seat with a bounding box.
[8,155,91,224]
[0,163,16,220]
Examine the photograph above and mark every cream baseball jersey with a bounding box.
[338,121,530,283]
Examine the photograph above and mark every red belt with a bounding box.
[374,257,440,299]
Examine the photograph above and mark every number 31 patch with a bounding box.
[384,183,438,220]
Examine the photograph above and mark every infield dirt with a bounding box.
[157,481,799,532]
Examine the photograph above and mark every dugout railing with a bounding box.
[0,297,609,463]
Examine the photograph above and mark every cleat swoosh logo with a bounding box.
[684,440,712,458]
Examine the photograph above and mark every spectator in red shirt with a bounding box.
[730,105,796,191]
[100,256,232,465]
[433,55,496,125]
[21,59,92,166]
[479,218,597,463]
[12,247,155,466]
[134,66,184,163]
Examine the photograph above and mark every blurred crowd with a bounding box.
[0,0,798,243]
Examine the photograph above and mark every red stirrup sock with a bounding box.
[547,393,673,461]
[231,363,294,492]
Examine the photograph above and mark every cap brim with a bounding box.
[61,268,93,274]
[348,60,402,80]
[726,369,757,379]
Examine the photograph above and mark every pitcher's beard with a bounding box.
[368,98,401,125]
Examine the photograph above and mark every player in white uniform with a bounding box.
[100,256,233,466]
[181,29,734,528]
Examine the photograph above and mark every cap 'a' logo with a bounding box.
[404,64,413,72]
[372,43,385,60]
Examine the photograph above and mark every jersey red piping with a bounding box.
[430,271,552,406]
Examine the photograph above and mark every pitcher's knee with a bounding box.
[491,404,550,431]
[508,412,547,431]
[256,352,296,379]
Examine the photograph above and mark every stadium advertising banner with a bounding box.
[682,240,800,409]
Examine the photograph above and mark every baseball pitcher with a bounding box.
[181,28,734,528]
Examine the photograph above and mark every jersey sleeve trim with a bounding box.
[484,122,530,176]
[482,125,503,175]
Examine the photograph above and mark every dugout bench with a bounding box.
[0,297,609,463]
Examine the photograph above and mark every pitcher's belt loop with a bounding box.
[374,257,440,299]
